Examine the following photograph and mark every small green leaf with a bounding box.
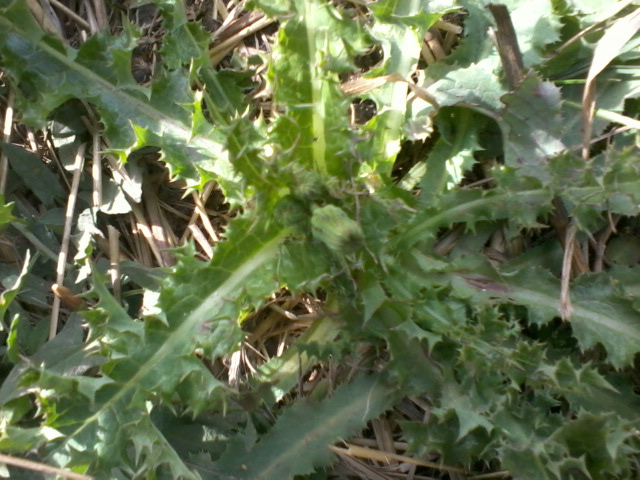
[552,412,636,478]
[0,251,32,335]
[3,143,66,207]
[500,73,566,183]
[0,193,16,229]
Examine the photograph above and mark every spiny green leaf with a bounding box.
[268,0,365,178]
[537,358,640,420]
[3,0,640,478]
[0,0,242,198]
[360,1,439,174]
[397,186,553,249]
[448,264,640,368]
[212,374,398,480]
[0,251,32,335]
[249,316,341,404]
[401,152,640,249]
[500,445,562,480]
[445,1,494,66]
[436,384,494,440]
[154,0,211,70]
[500,73,566,183]
[28,216,292,474]
[2,144,66,207]
[422,56,504,115]
[416,107,486,199]
[0,315,97,403]
[551,412,637,478]
[0,426,64,453]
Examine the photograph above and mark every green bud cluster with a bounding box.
[311,204,364,255]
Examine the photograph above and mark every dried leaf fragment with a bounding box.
[52,284,87,311]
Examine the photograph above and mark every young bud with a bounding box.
[311,204,364,255]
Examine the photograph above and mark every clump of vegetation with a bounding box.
[0,0,639,478]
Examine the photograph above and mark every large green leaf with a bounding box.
[212,374,398,480]
[265,0,367,179]
[2,0,640,478]
[0,0,242,198]
[0,215,291,475]
[449,264,640,368]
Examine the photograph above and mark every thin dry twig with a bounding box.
[549,0,634,60]
[90,124,102,209]
[559,221,577,321]
[108,225,121,302]
[433,18,463,34]
[24,127,39,154]
[0,86,13,196]
[467,471,511,479]
[550,196,589,301]
[350,437,410,451]
[213,0,230,20]
[49,0,91,31]
[91,0,109,31]
[83,0,98,33]
[50,143,86,337]
[341,73,438,107]
[329,444,468,474]
[423,30,446,63]
[0,453,92,480]
[26,0,63,37]
[487,3,524,89]
[192,188,220,243]
[142,179,175,267]
[130,201,166,267]
[180,181,216,244]
[593,214,620,273]
[209,12,274,66]
[420,40,437,65]
[335,454,392,480]
[371,416,397,466]
[188,223,214,259]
